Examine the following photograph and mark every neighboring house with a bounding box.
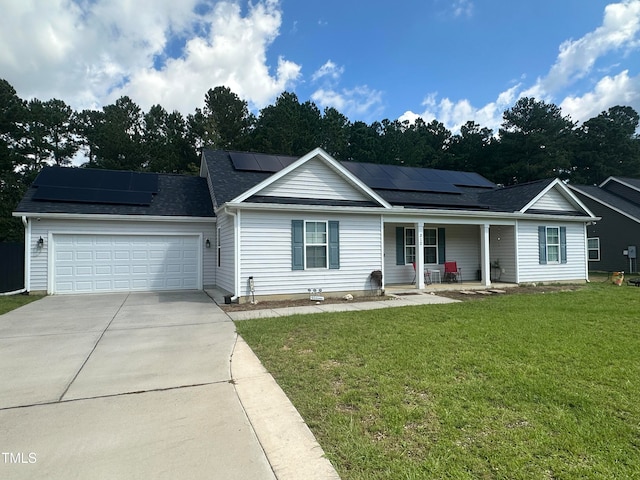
[570,177,640,274]
[14,147,597,299]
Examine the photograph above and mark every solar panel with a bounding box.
[229,152,261,171]
[33,167,159,192]
[33,186,153,205]
[229,152,298,172]
[255,155,283,172]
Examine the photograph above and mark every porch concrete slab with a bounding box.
[0,383,275,480]
[64,322,236,400]
[232,337,340,480]
[0,332,102,409]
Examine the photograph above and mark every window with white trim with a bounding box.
[588,237,600,261]
[424,228,438,264]
[404,227,439,265]
[305,221,327,268]
[546,227,560,263]
[405,228,416,264]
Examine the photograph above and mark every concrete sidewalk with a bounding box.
[219,291,459,321]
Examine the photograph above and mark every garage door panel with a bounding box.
[53,234,200,294]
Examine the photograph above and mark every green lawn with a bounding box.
[0,294,42,315]
[236,283,640,480]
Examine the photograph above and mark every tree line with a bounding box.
[1,78,639,241]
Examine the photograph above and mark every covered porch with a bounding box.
[383,219,517,290]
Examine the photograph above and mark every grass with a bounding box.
[0,294,42,315]
[236,283,640,479]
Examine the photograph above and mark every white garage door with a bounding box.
[53,234,200,294]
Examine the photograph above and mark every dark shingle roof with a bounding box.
[479,179,556,212]
[571,184,640,222]
[15,169,215,217]
[204,149,588,214]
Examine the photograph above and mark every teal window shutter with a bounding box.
[560,226,567,264]
[329,221,340,269]
[396,227,405,265]
[292,220,304,270]
[438,228,446,264]
[538,226,547,264]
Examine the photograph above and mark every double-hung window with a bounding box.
[538,226,567,264]
[305,221,328,269]
[546,227,560,263]
[405,228,416,264]
[401,227,440,265]
[587,238,600,261]
[292,220,340,270]
[424,228,438,264]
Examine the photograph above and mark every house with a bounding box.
[14,147,597,299]
[570,177,640,274]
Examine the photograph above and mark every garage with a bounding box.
[52,234,201,294]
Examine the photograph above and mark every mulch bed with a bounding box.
[219,284,586,312]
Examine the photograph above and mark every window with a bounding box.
[424,228,438,264]
[292,220,339,270]
[305,221,327,269]
[405,228,416,264]
[216,227,221,267]
[588,237,600,261]
[402,227,439,265]
[538,226,567,265]
[546,227,560,263]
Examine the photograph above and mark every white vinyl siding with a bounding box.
[530,188,575,212]
[28,218,215,293]
[215,212,235,294]
[238,210,382,297]
[516,221,586,283]
[259,158,370,202]
[490,225,517,283]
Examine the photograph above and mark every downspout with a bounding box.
[224,206,240,301]
[1,216,29,296]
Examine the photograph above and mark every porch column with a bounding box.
[416,221,425,289]
[480,224,491,286]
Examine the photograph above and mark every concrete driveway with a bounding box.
[0,292,276,480]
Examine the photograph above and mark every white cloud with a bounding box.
[452,0,474,18]
[311,61,344,83]
[524,0,640,99]
[560,70,640,122]
[0,0,300,113]
[404,1,640,133]
[311,86,384,121]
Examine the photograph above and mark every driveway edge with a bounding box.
[230,336,341,480]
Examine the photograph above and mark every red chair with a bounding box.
[444,261,461,283]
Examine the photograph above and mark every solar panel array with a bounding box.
[229,152,298,172]
[342,162,495,194]
[32,167,159,206]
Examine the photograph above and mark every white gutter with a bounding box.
[2,216,30,295]
[12,212,216,223]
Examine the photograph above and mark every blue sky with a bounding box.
[1,0,639,133]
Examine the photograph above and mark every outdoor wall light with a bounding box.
[205,238,211,248]
[37,236,44,248]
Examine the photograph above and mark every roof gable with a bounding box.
[231,148,391,208]
[520,179,594,216]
